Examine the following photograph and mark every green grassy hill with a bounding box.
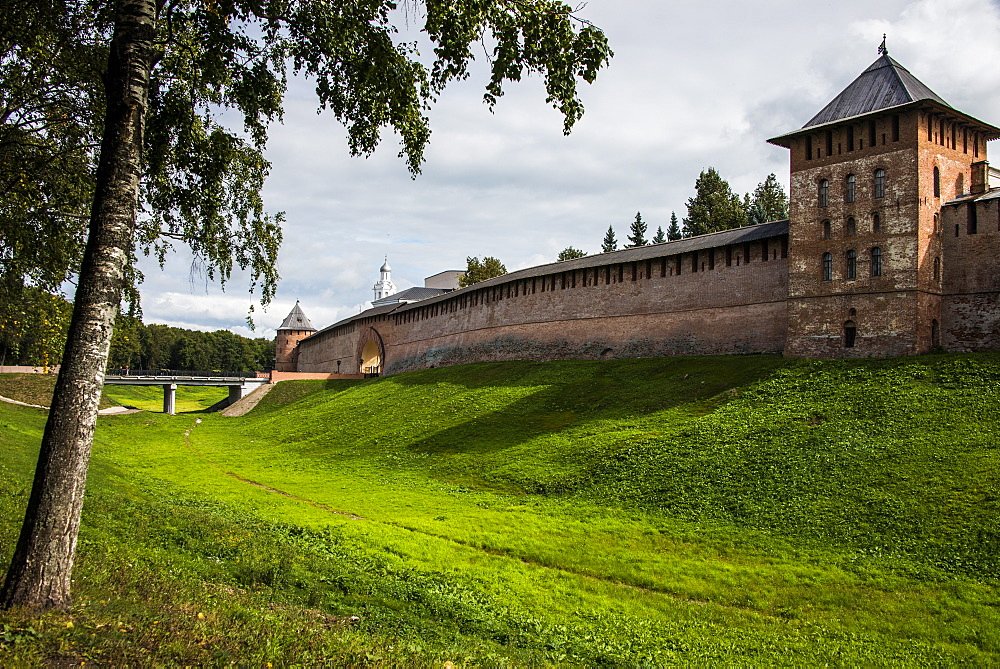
[1,355,998,665]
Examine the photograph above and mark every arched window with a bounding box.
[846,250,857,279]
[872,212,881,233]
[871,247,882,277]
[819,179,829,207]
[933,256,941,282]
[846,174,856,203]
[822,252,833,281]
[844,320,857,348]
[874,169,886,198]
[933,166,941,198]
[933,212,939,234]
[846,216,856,237]
[822,220,831,239]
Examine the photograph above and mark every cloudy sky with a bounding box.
[135,0,1000,340]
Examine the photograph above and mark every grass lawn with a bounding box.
[0,354,998,665]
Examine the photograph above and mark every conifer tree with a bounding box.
[627,212,648,247]
[651,226,666,244]
[682,167,746,236]
[601,225,618,253]
[747,173,789,224]
[667,212,682,240]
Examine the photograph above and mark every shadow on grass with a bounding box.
[393,356,789,456]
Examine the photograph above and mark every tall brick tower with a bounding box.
[769,44,1000,357]
[274,301,316,372]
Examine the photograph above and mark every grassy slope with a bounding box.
[0,355,998,665]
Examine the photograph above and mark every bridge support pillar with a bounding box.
[163,383,177,415]
[227,384,246,406]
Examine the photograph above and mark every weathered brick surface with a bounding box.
[784,107,991,357]
[297,238,789,374]
[274,329,312,372]
[941,197,1000,350]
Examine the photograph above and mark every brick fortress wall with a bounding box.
[297,232,790,375]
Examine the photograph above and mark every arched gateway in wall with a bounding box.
[357,327,386,376]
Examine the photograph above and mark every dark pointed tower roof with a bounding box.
[278,301,316,331]
[803,54,949,128]
[768,51,1000,148]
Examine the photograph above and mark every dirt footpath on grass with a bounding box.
[0,394,141,415]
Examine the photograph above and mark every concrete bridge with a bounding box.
[104,371,269,415]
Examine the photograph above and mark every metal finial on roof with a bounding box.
[878,34,887,55]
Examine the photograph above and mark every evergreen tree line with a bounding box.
[0,289,273,372]
[584,170,788,257]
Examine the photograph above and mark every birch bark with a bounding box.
[0,0,158,611]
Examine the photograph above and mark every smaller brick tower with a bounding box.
[274,301,316,372]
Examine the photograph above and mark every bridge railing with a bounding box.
[106,369,263,379]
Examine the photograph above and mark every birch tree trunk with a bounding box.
[0,0,157,611]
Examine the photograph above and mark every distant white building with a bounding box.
[371,262,464,308]
[372,258,396,302]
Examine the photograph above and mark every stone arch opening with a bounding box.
[357,327,386,376]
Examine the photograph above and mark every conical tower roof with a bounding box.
[278,301,316,331]
[802,53,950,129]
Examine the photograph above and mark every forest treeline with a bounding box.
[0,288,273,372]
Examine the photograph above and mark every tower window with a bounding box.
[819,179,829,207]
[844,321,857,348]
[933,256,940,282]
[968,202,978,235]
[846,250,857,279]
[963,128,968,154]
[846,174,856,203]
[826,131,833,156]
[871,247,882,277]
[847,125,855,152]
[846,217,856,237]
[822,220,831,239]
[874,169,886,199]
[822,252,833,281]
[805,135,813,161]
[933,213,939,234]
[933,166,940,198]
[892,115,900,142]
[868,120,877,147]
[872,212,880,233]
